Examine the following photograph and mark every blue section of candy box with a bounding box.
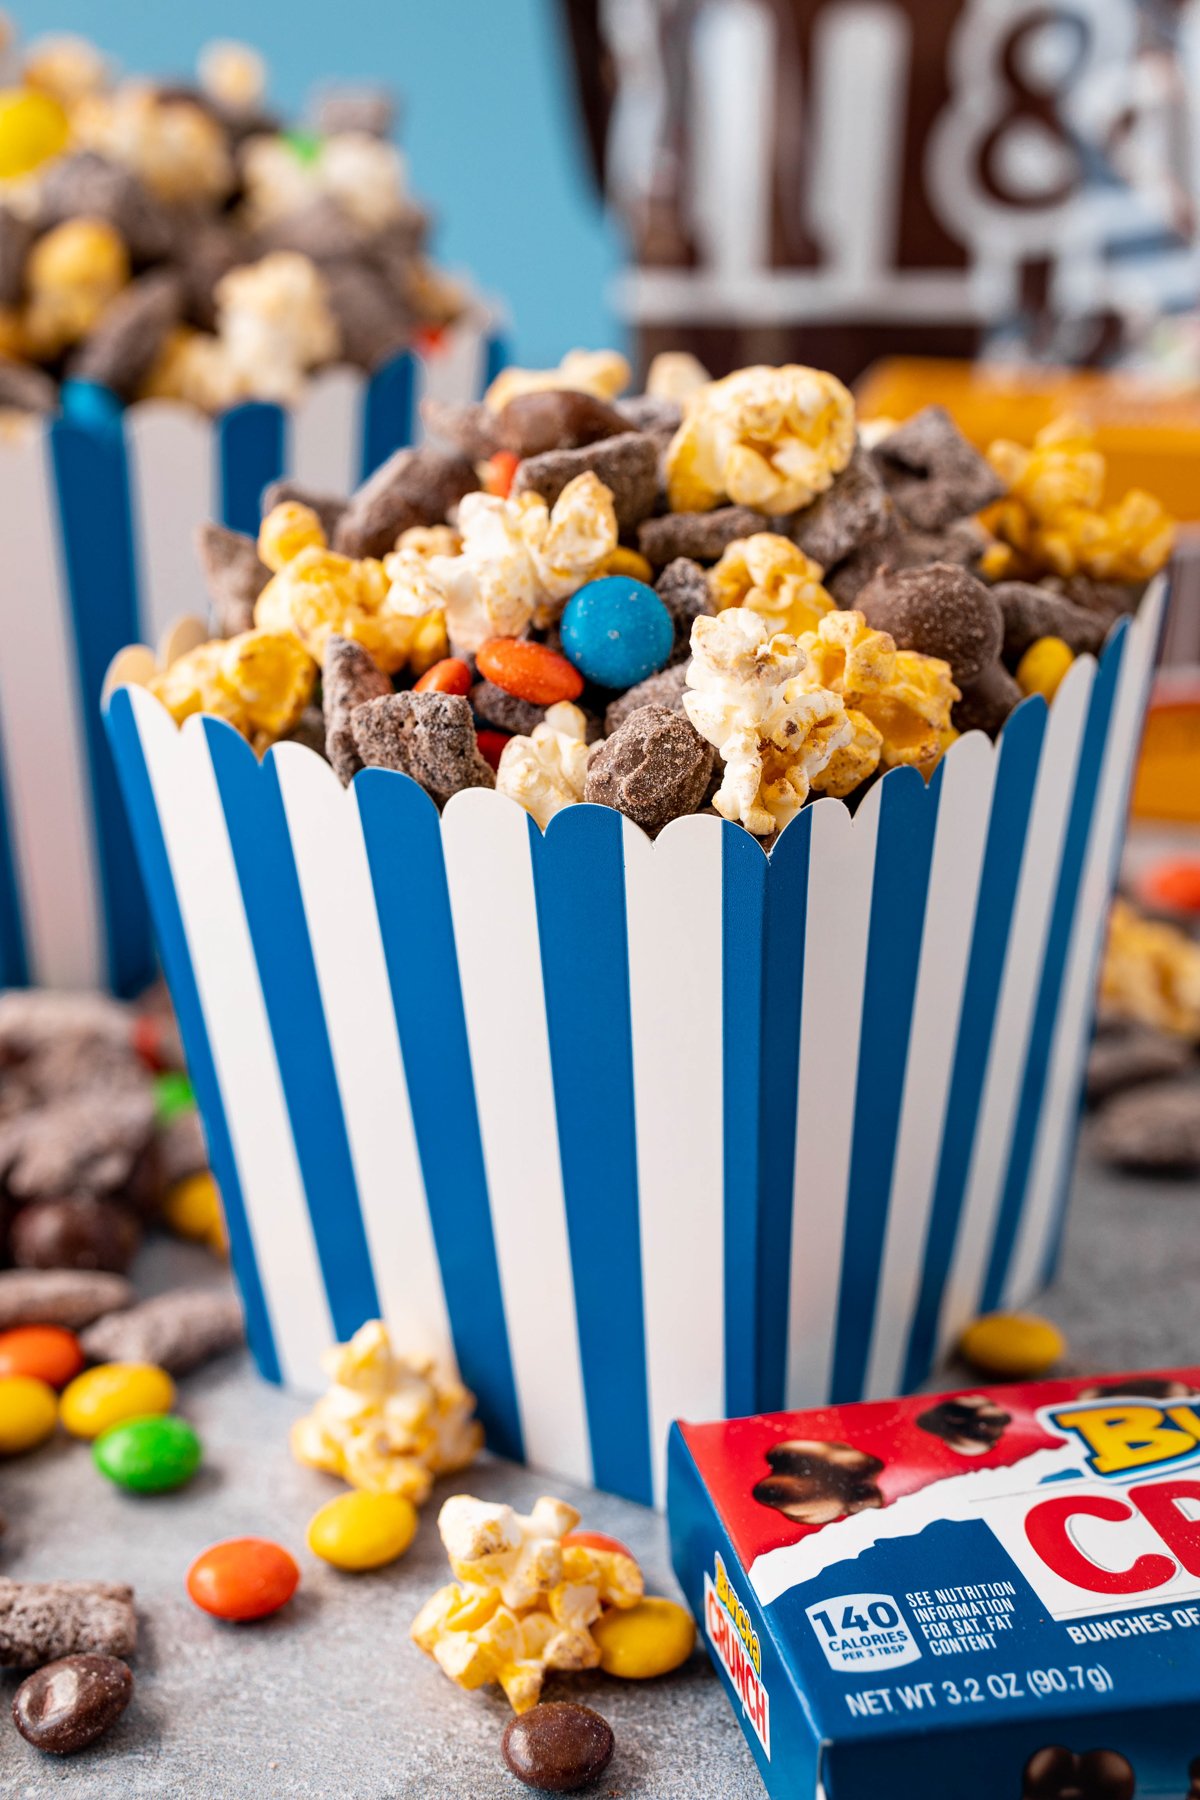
[0,330,504,995]
[100,581,1163,1506]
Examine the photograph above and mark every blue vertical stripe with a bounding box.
[831,768,940,1402]
[204,722,379,1340]
[901,697,1050,1391]
[218,402,286,535]
[103,692,279,1381]
[721,825,768,1420]
[361,351,416,480]
[755,809,812,1412]
[530,805,652,1502]
[0,720,28,987]
[982,627,1128,1308]
[49,421,155,997]
[355,767,523,1462]
[482,332,510,393]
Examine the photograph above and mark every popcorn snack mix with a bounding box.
[0,26,465,412]
[411,1491,679,1712]
[670,1368,1200,1800]
[112,355,1173,845]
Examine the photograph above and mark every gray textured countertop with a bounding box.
[1,1150,1192,1800]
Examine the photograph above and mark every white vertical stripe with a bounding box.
[1005,587,1168,1301]
[786,797,879,1407]
[125,402,214,647]
[689,1,776,279]
[0,427,104,986]
[863,733,998,1399]
[131,689,332,1389]
[623,814,725,1506]
[273,745,453,1366]
[937,657,1099,1354]
[810,2,910,284]
[415,317,487,436]
[440,788,589,1485]
[289,365,363,495]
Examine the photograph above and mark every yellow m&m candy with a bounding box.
[0,1374,58,1454]
[959,1311,1066,1380]
[306,1490,418,1571]
[0,89,69,180]
[591,1596,695,1679]
[60,1362,175,1440]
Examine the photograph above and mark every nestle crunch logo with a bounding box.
[705,1556,770,1757]
[1046,1396,1200,1480]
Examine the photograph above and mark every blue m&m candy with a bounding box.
[560,577,674,690]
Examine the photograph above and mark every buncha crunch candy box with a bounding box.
[669,1371,1200,1799]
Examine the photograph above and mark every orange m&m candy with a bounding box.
[476,637,584,706]
[0,1325,84,1389]
[414,657,473,697]
[483,450,520,498]
[186,1538,300,1622]
[1140,857,1200,915]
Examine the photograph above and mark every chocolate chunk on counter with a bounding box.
[501,1702,615,1793]
[71,270,183,402]
[260,479,347,543]
[858,562,1003,685]
[512,431,658,531]
[333,445,479,560]
[1091,1079,1200,1172]
[0,1269,134,1330]
[872,406,1005,531]
[12,1654,133,1755]
[791,444,892,570]
[952,659,1021,737]
[655,557,713,661]
[10,1196,141,1275]
[1086,1027,1193,1105]
[638,505,764,568]
[323,635,394,785]
[916,1395,1011,1456]
[753,1439,884,1525]
[992,580,1110,662]
[603,663,690,736]
[351,691,495,804]
[496,388,629,458]
[586,705,713,836]
[80,1287,244,1374]
[470,679,544,737]
[195,521,270,639]
[0,1581,137,1670]
[1021,1746,1135,1800]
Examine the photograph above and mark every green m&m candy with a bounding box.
[92,1414,202,1493]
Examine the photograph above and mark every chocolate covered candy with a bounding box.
[501,1702,615,1793]
[332,446,479,561]
[12,1654,133,1755]
[513,432,659,532]
[1021,1746,1135,1800]
[1091,1080,1200,1172]
[10,1195,141,1274]
[857,562,1003,684]
[585,704,714,836]
[0,1270,134,1331]
[753,1438,884,1525]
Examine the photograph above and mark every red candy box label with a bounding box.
[668,1370,1200,1798]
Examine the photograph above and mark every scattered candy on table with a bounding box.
[0,1323,84,1388]
[92,1414,202,1494]
[959,1311,1066,1379]
[0,1578,137,1668]
[306,1490,418,1571]
[60,1361,174,1440]
[186,1538,300,1622]
[0,1372,58,1454]
[590,1596,696,1680]
[501,1701,616,1794]
[11,1653,133,1755]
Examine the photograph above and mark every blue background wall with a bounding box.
[15,0,625,365]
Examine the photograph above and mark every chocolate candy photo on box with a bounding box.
[101,349,1171,1510]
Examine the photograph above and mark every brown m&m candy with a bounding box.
[753,1438,884,1526]
[12,1653,133,1754]
[501,1701,615,1793]
[1021,1745,1135,1800]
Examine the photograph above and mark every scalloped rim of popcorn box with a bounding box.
[100,577,1163,1503]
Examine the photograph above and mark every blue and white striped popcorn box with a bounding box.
[103,576,1165,1507]
[0,315,502,997]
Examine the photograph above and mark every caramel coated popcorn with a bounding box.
[484,347,631,414]
[1101,900,1200,1041]
[74,82,235,205]
[411,1494,644,1711]
[666,364,856,515]
[290,1319,482,1504]
[683,609,853,837]
[709,533,836,638]
[797,609,958,781]
[255,520,446,676]
[984,419,1175,584]
[146,628,315,752]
